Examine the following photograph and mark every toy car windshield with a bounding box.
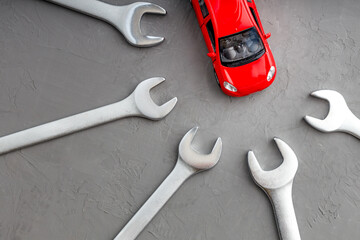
[219,27,265,67]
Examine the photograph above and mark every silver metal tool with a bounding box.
[114,127,222,240]
[248,138,301,240]
[45,0,166,47]
[0,77,177,155]
[304,90,360,139]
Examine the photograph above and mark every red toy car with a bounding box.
[191,0,276,97]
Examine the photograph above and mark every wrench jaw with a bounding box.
[304,90,349,133]
[178,127,223,172]
[117,2,166,47]
[248,138,298,191]
[133,77,177,120]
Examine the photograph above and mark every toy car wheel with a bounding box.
[214,70,220,87]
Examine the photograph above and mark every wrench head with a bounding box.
[121,2,166,47]
[178,127,222,171]
[133,77,177,120]
[304,90,349,132]
[248,138,298,190]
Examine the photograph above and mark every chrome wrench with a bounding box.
[44,0,166,47]
[114,127,222,240]
[248,138,301,240]
[0,77,177,155]
[304,90,360,139]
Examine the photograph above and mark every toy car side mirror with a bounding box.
[207,52,216,58]
[264,32,271,39]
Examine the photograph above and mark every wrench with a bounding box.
[114,127,222,240]
[248,138,301,240]
[0,77,177,155]
[44,0,166,47]
[304,90,360,139]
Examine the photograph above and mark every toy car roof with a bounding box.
[207,0,254,38]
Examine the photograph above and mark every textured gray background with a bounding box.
[0,0,359,239]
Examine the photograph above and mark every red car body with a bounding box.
[191,0,276,97]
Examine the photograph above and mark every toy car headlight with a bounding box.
[267,66,275,81]
[223,81,237,92]
[219,27,265,67]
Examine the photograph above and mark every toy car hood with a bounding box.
[220,52,275,95]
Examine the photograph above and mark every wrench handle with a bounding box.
[342,112,360,140]
[44,0,119,25]
[0,95,138,155]
[268,182,301,240]
[114,160,195,240]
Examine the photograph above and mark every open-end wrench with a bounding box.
[114,127,222,240]
[304,90,360,139]
[0,77,177,155]
[248,138,301,240]
[44,0,166,47]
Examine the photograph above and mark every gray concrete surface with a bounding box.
[0,0,359,239]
